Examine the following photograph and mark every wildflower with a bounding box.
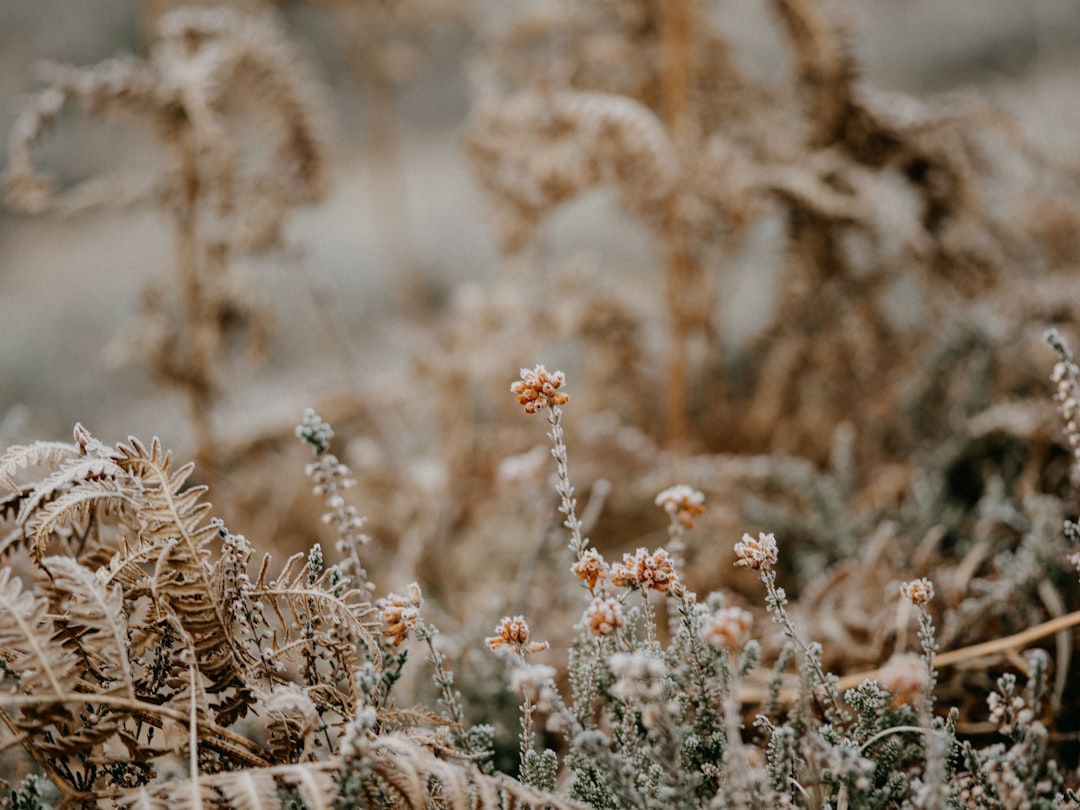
[655,484,705,529]
[733,531,779,570]
[380,582,423,647]
[610,547,682,596]
[486,615,549,655]
[584,596,623,637]
[511,365,568,413]
[878,653,929,708]
[572,547,607,590]
[900,577,934,606]
[701,606,753,651]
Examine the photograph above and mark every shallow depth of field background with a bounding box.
[3,1,1079,449]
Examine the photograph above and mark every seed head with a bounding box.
[511,365,568,413]
[733,532,779,570]
[655,484,705,528]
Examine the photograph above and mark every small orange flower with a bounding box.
[733,532,778,571]
[610,547,681,596]
[584,597,623,637]
[573,548,607,590]
[701,606,753,651]
[511,365,568,413]
[900,578,934,606]
[486,615,549,655]
[655,485,705,529]
[380,582,423,647]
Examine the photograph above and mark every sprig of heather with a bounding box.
[735,531,849,728]
[512,366,596,581]
[297,408,372,593]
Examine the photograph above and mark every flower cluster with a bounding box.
[900,577,934,606]
[486,615,549,655]
[584,596,623,637]
[733,531,779,570]
[878,653,930,708]
[379,582,423,647]
[572,547,607,590]
[610,547,681,595]
[511,365,568,413]
[655,484,705,529]
[700,605,753,651]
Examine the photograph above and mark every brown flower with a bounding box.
[573,548,607,590]
[511,365,568,413]
[584,597,623,637]
[655,484,705,529]
[900,578,934,606]
[486,615,549,655]
[610,547,681,596]
[733,532,778,571]
[380,582,423,647]
[701,606,753,651]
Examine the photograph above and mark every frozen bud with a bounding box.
[900,577,934,606]
[733,532,779,570]
[573,548,607,590]
[584,596,623,637]
[380,583,423,647]
[610,547,682,596]
[701,606,753,651]
[655,484,705,529]
[511,365,568,413]
[510,663,557,699]
[486,615,549,655]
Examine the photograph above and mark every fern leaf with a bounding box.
[101,537,168,592]
[262,684,318,764]
[280,763,336,810]
[42,555,136,696]
[115,787,168,810]
[216,770,280,810]
[0,566,79,700]
[15,455,127,532]
[0,440,78,495]
[27,479,138,558]
[112,435,254,723]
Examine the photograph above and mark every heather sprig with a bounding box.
[297,408,373,593]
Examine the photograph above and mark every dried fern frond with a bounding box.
[42,555,136,697]
[111,435,256,725]
[249,551,380,712]
[111,731,588,810]
[0,440,80,496]
[0,566,82,705]
[467,88,678,251]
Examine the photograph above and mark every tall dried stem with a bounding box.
[658,0,698,446]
